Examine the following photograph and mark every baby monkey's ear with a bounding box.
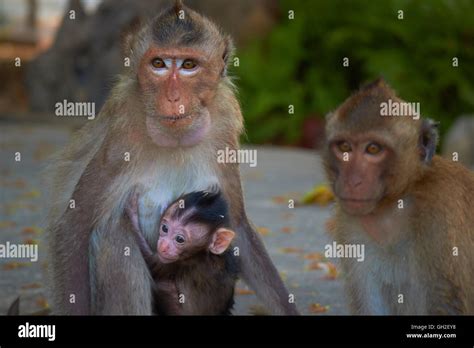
[209,228,235,254]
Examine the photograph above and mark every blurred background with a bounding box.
[0,0,473,315]
[0,0,473,155]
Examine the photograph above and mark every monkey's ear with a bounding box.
[221,36,235,77]
[209,228,235,254]
[419,119,439,164]
[121,16,143,57]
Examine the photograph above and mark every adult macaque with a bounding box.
[125,188,238,315]
[46,1,297,315]
[324,78,474,315]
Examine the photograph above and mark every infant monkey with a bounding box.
[125,189,239,315]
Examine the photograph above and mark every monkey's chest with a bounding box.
[351,240,427,314]
[136,161,219,241]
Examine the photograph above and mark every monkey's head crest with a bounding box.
[174,0,184,17]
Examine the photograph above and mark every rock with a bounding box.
[442,115,474,169]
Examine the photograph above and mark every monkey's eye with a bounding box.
[151,58,166,69]
[337,141,352,153]
[175,235,185,244]
[366,143,382,155]
[181,59,197,70]
[161,224,168,233]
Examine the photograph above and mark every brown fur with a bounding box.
[324,79,474,314]
[45,2,296,315]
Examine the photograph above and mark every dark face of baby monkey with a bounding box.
[156,190,235,264]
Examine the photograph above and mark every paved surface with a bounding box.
[0,122,349,315]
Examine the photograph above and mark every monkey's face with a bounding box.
[156,210,209,264]
[326,133,391,216]
[138,46,225,148]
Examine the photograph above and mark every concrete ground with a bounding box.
[0,122,349,315]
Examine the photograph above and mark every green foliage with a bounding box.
[236,0,474,144]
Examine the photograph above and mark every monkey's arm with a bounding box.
[154,280,182,315]
[49,136,126,315]
[124,190,155,259]
[218,164,299,315]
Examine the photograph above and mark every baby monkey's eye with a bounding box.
[366,143,383,155]
[175,235,185,244]
[337,141,352,153]
[152,58,166,69]
[161,224,168,233]
[182,59,197,70]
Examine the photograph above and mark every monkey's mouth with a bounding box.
[158,114,192,122]
[145,109,211,147]
[157,253,177,264]
[339,198,377,215]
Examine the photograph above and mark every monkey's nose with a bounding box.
[158,240,170,253]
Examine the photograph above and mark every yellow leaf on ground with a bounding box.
[3,262,29,270]
[323,262,338,280]
[36,297,49,309]
[302,252,325,261]
[21,283,42,290]
[256,227,270,236]
[280,247,305,254]
[280,226,294,234]
[300,184,335,206]
[309,303,329,313]
[23,238,38,245]
[271,195,287,204]
[305,261,323,271]
[21,226,43,235]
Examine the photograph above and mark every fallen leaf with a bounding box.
[300,184,335,206]
[23,238,38,245]
[323,262,338,280]
[36,297,49,309]
[3,262,29,270]
[235,288,255,295]
[248,305,269,315]
[0,178,27,189]
[303,252,325,261]
[280,247,305,254]
[309,303,329,314]
[271,195,287,204]
[256,227,270,236]
[21,226,42,235]
[280,226,294,234]
[305,261,323,271]
[21,283,42,290]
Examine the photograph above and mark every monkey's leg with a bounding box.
[91,220,153,315]
[219,165,299,315]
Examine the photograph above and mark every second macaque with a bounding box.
[125,188,239,315]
